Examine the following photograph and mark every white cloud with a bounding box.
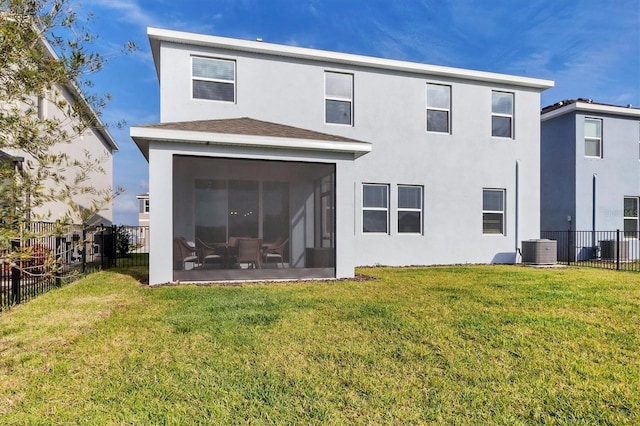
[85,0,157,27]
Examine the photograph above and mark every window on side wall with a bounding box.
[491,91,513,138]
[192,57,235,102]
[325,72,353,125]
[426,84,451,133]
[584,118,602,158]
[483,188,505,235]
[363,184,388,234]
[398,185,423,234]
[139,199,149,213]
[624,197,639,239]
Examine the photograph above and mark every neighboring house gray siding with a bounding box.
[133,28,553,284]
[540,112,576,231]
[541,100,640,233]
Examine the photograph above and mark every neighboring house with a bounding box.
[540,99,640,256]
[35,82,118,226]
[136,192,150,251]
[131,27,553,285]
[137,192,150,228]
[1,33,118,227]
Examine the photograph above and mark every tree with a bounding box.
[0,0,133,269]
[114,225,131,258]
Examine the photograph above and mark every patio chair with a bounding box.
[173,237,199,270]
[225,237,240,267]
[262,238,288,268]
[236,238,262,269]
[196,238,224,269]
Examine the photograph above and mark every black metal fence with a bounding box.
[541,230,640,272]
[1,224,149,311]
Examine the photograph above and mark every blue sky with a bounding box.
[77,0,639,225]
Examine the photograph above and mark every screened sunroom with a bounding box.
[131,117,370,284]
[173,156,336,281]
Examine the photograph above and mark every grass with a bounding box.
[0,265,638,424]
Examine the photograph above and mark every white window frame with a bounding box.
[362,184,389,234]
[397,185,423,234]
[191,56,236,103]
[624,196,639,239]
[325,71,353,126]
[426,83,451,134]
[483,188,506,235]
[584,118,602,158]
[491,91,514,139]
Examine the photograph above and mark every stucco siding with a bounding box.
[3,87,115,225]
[154,41,544,267]
[541,104,640,234]
[575,113,640,230]
[540,113,576,231]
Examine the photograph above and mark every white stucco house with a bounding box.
[131,27,554,285]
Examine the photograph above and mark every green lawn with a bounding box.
[0,265,638,424]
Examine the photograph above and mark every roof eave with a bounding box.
[130,126,372,161]
[542,101,640,121]
[147,27,554,90]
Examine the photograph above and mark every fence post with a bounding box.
[10,239,20,304]
[616,229,620,271]
[81,228,87,273]
[112,225,118,268]
[567,229,572,266]
[99,226,105,270]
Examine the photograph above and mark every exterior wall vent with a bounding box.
[521,239,557,265]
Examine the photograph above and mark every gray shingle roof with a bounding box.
[137,117,363,143]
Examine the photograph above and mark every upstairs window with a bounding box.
[483,188,505,235]
[398,185,423,234]
[426,84,451,133]
[362,184,388,233]
[325,72,353,125]
[624,197,638,238]
[584,118,602,158]
[192,57,235,102]
[491,91,514,138]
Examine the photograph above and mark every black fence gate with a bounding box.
[1,224,149,311]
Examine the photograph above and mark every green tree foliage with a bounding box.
[114,225,131,258]
[0,0,133,267]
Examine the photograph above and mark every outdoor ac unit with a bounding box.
[521,239,557,265]
[600,240,629,260]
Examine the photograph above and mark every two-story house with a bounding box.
[1,33,118,226]
[541,99,640,259]
[131,27,553,285]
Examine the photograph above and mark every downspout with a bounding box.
[592,174,597,248]
[515,160,520,263]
